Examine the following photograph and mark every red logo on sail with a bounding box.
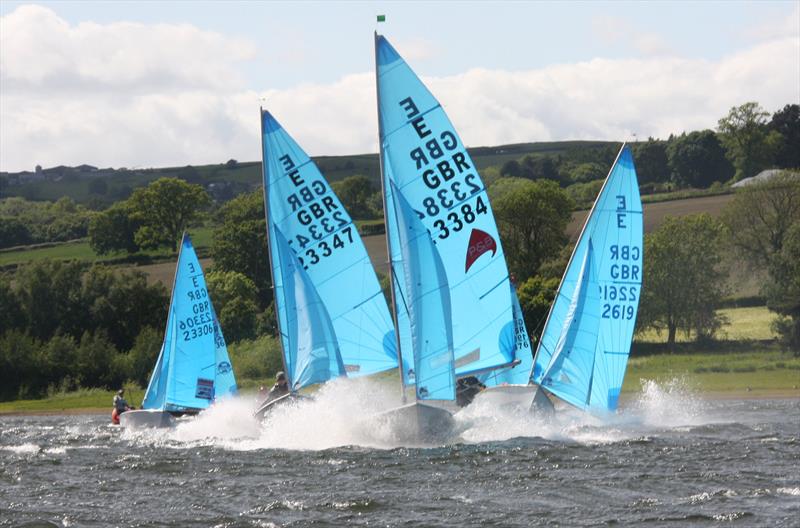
[465,229,497,273]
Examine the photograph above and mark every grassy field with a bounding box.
[636,306,778,343]
[0,226,214,268]
[622,348,800,393]
[0,387,146,414]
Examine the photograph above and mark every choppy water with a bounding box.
[1,379,798,527]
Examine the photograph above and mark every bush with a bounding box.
[227,335,283,381]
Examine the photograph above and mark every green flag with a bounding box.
[377,15,386,22]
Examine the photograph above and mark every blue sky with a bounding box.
[1,1,798,171]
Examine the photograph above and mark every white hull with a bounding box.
[472,384,538,410]
[119,409,177,429]
[470,384,556,416]
[253,393,311,420]
[369,401,455,444]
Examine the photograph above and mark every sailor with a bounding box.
[113,389,131,414]
[456,376,486,407]
[111,389,133,424]
[268,372,290,400]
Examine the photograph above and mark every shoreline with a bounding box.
[1,388,797,417]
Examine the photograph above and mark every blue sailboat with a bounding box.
[374,33,525,403]
[530,145,643,415]
[255,109,398,418]
[120,233,238,428]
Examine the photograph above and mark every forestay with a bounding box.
[142,234,238,412]
[375,34,518,385]
[391,182,456,401]
[261,110,397,382]
[532,146,643,413]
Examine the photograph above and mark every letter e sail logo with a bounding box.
[465,228,497,273]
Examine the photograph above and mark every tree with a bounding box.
[637,214,729,348]
[764,223,800,352]
[489,178,574,281]
[14,260,87,341]
[718,102,781,180]
[206,270,259,342]
[331,174,375,219]
[667,130,734,187]
[128,177,210,251]
[127,327,163,385]
[87,178,108,196]
[567,162,605,184]
[516,275,559,343]
[521,155,563,185]
[0,276,23,335]
[768,104,800,169]
[0,217,33,248]
[721,171,800,268]
[632,139,670,185]
[88,202,141,254]
[211,191,272,308]
[721,172,800,351]
[500,159,523,178]
[83,265,168,351]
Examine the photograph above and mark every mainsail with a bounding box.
[375,33,521,386]
[142,233,238,412]
[261,110,397,389]
[532,145,643,413]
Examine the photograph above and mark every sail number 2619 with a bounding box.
[602,304,635,320]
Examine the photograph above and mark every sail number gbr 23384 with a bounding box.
[397,96,489,240]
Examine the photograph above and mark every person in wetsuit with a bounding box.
[456,376,486,407]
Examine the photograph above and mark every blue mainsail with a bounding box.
[261,110,397,382]
[272,225,346,389]
[391,182,456,401]
[532,145,643,413]
[142,233,238,411]
[375,33,517,386]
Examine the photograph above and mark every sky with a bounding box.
[1,0,798,172]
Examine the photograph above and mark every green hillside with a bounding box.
[1,140,617,205]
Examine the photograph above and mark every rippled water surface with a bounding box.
[1,380,798,527]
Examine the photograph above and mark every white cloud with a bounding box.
[1,5,798,172]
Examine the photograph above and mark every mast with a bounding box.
[531,143,628,377]
[259,107,291,383]
[373,31,407,404]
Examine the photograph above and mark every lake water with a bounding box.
[1,379,798,527]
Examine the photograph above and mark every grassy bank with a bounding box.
[622,347,800,393]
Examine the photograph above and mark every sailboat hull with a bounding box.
[471,384,537,411]
[119,409,177,429]
[369,402,455,444]
[253,393,312,420]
